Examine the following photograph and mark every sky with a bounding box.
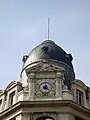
[0,0,90,89]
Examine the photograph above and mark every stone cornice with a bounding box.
[0,100,90,119]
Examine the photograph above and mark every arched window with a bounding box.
[36,116,54,120]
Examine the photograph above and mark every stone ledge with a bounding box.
[0,100,90,120]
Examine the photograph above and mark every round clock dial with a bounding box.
[40,82,51,93]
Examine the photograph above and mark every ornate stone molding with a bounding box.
[26,62,65,74]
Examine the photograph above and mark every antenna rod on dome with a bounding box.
[48,17,50,40]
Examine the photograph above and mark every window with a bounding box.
[0,99,2,111]
[4,91,7,101]
[76,89,83,105]
[75,116,85,120]
[0,99,2,105]
[9,91,15,106]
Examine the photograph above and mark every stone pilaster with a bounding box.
[59,113,75,120]
[27,73,35,100]
[56,78,59,97]
[15,87,18,103]
[22,114,30,120]
[56,71,65,98]
[16,114,30,120]
[1,95,5,111]
[6,92,9,108]
[16,114,22,120]
[88,88,90,108]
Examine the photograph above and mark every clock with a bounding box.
[34,79,56,97]
[40,82,51,93]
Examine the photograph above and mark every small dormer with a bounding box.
[71,79,90,108]
[0,81,23,112]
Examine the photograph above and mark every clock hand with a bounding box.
[43,85,49,90]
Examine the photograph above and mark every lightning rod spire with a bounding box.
[48,18,50,40]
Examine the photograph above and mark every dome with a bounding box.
[22,40,74,70]
[21,40,75,88]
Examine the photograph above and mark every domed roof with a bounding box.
[22,40,74,69]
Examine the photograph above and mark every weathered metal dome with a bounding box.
[22,40,74,70]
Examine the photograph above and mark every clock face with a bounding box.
[34,79,56,97]
[40,82,51,93]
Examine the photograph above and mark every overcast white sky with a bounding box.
[0,0,90,89]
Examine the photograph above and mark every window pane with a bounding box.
[76,89,83,105]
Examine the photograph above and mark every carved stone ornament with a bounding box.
[27,73,35,78]
[56,72,65,79]
[62,83,68,90]
[26,62,65,75]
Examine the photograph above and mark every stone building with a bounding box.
[0,40,90,120]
